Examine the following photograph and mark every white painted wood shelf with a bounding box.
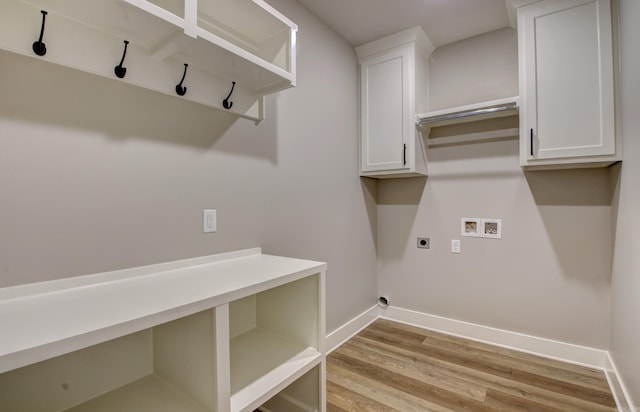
[416,97,519,128]
[230,329,321,412]
[416,97,519,147]
[0,248,326,412]
[0,0,297,122]
[66,375,213,412]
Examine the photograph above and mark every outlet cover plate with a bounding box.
[417,237,430,249]
[203,209,217,233]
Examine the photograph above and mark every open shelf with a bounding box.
[415,97,520,147]
[230,329,321,412]
[66,375,212,412]
[197,0,294,73]
[0,0,297,121]
[0,249,324,374]
[0,248,326,412]
[426,115,519,148]
[0,310,218,412]
[257,365,322,412]
[229,274,323,412]
[416,96,519,128]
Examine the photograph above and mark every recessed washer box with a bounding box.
[481,218,502,239]
[461,218,502,239]
[461,218,482,237]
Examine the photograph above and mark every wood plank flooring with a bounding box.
[327,319,616,411]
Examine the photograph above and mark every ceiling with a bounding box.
[295,0,516,48]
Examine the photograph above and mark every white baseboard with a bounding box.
[326,305,378,353]
[604,352,638,412]
[380,306,609,369]
[327,305,636,411]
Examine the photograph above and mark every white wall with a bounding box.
[610,0,640,406]
[377,28,613,349]
[0,0,378,334]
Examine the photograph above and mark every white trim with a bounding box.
[326,305,378,353]
[604,352,637,412]
[381,306,608,369]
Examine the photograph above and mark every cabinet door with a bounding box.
[519,0,615,163]
[360,46,411,173]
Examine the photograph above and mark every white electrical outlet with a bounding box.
[203,209,217,233]
[451,239,461,253]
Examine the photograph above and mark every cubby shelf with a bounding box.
[0,0,297,122]
[67,375,213,412]
[0,248,326,412]
[230,329,321,412]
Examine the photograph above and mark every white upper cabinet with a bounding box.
[357,27,434,178]
[0,0,297,122]
[518,0,619,169]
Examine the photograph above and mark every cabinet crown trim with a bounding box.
[356,26,435,60]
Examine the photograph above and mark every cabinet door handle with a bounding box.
[403,143,407,165]
[530,128,534,156]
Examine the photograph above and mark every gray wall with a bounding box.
[0,0,378,334]
[377,28,613,349]
[428,27,518,111]
[610,0,640,405]
[1,0,637,401]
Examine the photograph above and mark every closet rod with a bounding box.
[417,101,518,127]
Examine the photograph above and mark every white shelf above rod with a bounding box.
[416,96,519,128]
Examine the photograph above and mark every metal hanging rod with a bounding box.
[416,97,519,128]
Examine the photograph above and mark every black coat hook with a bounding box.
[114,40,129,79]
[32,10,48,56]
[175,63,188,96]
[222,81,236,109]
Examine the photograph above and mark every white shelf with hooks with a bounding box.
[0,0,297,122]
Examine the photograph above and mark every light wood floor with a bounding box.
[327,319,616,411]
